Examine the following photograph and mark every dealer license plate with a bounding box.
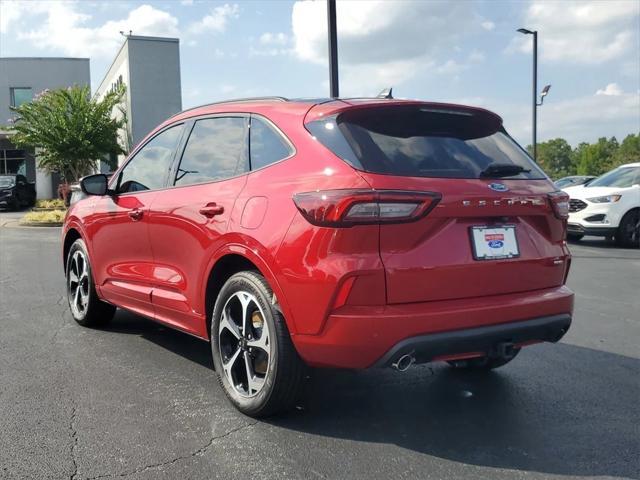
[470,226,519,260]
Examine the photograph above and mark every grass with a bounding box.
[35,198,66,209]
[20,209,66,225]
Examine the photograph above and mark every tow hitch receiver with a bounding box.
[492,341,516,359]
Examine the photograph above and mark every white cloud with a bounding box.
[596,83,624,96]
[435,60,467,75]
[291,0,476,95]
[189,3,239,34]
[481,21,495,31]
[458,87,640,146]
[506,1,639,64]
[180,0,194,5]
[259,32,288,45]
[15,2,179,58]
[0,0,26,33]
[468,49,485,63]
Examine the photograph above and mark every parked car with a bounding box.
[0,174,36,210]
[62,97,574,417]
[563,163,640,247]
[554,175,595,189]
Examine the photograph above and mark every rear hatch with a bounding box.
[306,103,569,304]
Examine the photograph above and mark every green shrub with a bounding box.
[20,210,66,224]
[35,198,65,209]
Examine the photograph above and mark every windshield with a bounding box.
[307,105,546,180]
[0,177,15,187]
[587,167,639,188]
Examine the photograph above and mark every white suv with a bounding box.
[562,163,640,247]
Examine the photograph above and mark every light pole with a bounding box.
[517,29,552,162]
[327,0,339,98]
[517,28,538,160]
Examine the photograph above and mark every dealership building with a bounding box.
[0,57,90,199]
[0,34,182,199]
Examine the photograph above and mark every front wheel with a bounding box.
[66,239,116,327]
[567,233,584,242]
[211,271,305,417]
[615,210,640,248]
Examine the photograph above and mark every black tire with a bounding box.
[66,239,116,327]
[447,348,520,371]
[567,233,584,242]
[615,209,640,248]
[211,271,305,417]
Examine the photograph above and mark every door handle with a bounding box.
[128,209,143,221]
[199,203,224,218]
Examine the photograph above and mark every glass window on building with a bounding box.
[10,87,33,108]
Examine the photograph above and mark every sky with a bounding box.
[1,0,639,147]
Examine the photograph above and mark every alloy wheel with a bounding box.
[67,250,90,318]
[218,291,271,397]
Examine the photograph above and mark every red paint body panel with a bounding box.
[62,98,574,369]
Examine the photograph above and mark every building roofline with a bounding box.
[95,35,180,95]
[0,57,89,61]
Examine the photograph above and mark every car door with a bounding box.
[15,175,28,205]
[85,123,184,318]
[147,115,249,337]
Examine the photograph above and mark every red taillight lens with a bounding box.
[548,191,570,220]
[292,189,441,227]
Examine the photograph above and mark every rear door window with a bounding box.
[174,117,248,186]
[307,105,545,180]
[249,116,294,170]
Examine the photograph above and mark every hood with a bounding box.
[564,185,626,200]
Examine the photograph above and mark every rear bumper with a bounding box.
[292,285,574,369]
[373,314,571,367]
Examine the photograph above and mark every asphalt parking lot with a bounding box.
[0,219,638,480]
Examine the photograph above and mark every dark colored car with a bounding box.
[554,175,595,189]
[62,97,574,417]
[0,174,36,210]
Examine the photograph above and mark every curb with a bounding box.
[18,221,64,227]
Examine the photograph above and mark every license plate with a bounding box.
[470,226,519,260]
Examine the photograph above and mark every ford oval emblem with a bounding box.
[488,240,504,248]
[488,183,508,192]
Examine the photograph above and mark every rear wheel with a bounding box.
[211,271,305,417]
[447,348,520,371]
[66,239,116,327]
[567,233,583,242]
[615,210,639,248]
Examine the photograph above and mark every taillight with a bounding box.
[292,189,441,227]
[548,191,569,220]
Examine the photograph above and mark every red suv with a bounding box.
[63,97,574,417]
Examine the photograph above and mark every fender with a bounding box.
[202,237,299,335]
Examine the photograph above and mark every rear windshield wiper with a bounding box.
[479,163,531,178]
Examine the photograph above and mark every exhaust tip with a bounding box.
[392,353,415,372]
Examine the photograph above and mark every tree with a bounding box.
[611,133,640,168]
[574,137,620,176]
[9,85,127,184]
[535,138,574,179]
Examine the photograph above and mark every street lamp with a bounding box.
[517,28,550,162]
[327,0,339,98]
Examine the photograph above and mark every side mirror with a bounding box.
[80,174,109,196]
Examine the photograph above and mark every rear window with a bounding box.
[307,105,545,179]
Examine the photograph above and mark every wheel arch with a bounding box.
[62,227,83,273]
[203,246,297,340]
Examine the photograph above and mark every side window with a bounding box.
[250,116,294,170]
[117,125,183,194]
[174,117,248,186]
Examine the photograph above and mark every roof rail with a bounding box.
[169,96,289,119]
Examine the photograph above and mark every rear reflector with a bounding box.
[293,189,441,227]
[548,191,570,220]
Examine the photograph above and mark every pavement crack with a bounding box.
[85,421,259,479]
[69,405,79,480]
